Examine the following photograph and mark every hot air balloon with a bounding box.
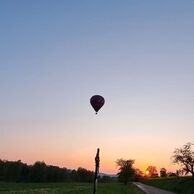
[90,95,105,114]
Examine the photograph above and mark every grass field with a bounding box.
[0,182,144,194]
[141,176,194,194]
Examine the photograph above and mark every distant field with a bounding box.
[0,182,144,194]
[141,176,194,194]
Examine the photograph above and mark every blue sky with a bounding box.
[1,0,194,173]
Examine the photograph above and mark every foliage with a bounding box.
[0,182,144,194]
[172,142,194,178]
[146,166,158,177]
[76,167,94,182]
[134,169,143,181]
[160,168,167,177]
[166,172,177,177]
[0,159,95,183]
[29,161,47,182]
[116,159,135,185]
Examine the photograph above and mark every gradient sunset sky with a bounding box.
[1,0,194,174]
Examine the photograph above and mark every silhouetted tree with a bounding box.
[20,163,30,182]
[4,160,23,182]
[134,168,143,181]
[77,167,94,182]
[0,160,4,181]
[172,143,194,181]
[46,165,65,182]
[146,166,158,177]
[116,159,135,185]
[176,169,184,176]
[29,161,47,182]
[62,168,72,182]
[160,168,167,177]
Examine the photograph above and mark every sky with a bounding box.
[0,0,194,174]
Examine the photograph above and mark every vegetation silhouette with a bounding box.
[0,160,114,183]
[160,168,167,177]
[172,142,194,192]
[172,143,194,179]
[145,166,158,178]
[116,159,135,185]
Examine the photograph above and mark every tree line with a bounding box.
[1,143,193,184]
[116,159,179,185]
[0,160,113,183]
[116,142,194,185]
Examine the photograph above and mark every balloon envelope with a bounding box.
[90,95,105,114]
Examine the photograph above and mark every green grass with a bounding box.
[141,176,194,194]
[0,182,144,194]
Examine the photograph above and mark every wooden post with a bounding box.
[93,148,100,194]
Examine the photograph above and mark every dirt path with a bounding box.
[134,182,177,194]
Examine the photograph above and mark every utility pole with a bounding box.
[93,148,100,194]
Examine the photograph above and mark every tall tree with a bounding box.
[172,143,194,180]
[116,159,135,185]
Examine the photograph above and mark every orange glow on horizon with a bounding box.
[145,170,149,176]
[1,132,180,175]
